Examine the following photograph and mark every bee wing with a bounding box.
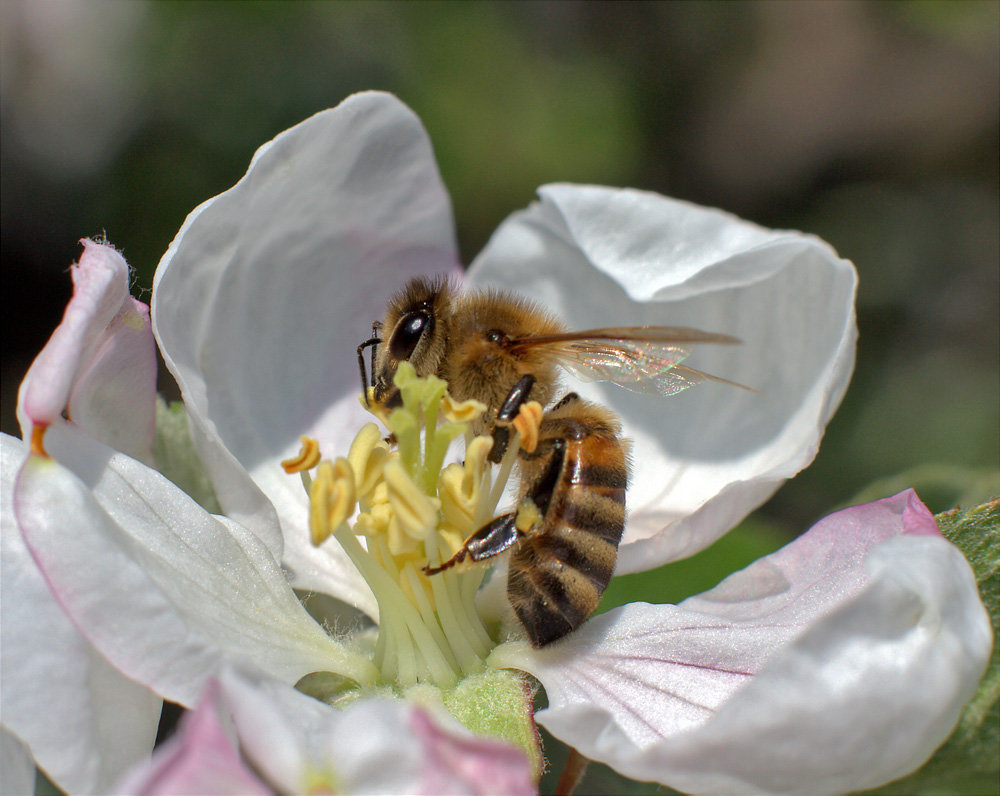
[512,327,753,397]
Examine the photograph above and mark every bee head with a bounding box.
[369,276,454,408]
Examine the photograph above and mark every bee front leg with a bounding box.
[488,374,536,463]
[423,512,522,575]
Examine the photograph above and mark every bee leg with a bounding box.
[423,512,522,575]
[488,374,536,463]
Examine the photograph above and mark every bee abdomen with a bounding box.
[508,452,627,647]
[508,546,598,648]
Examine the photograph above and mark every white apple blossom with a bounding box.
[5,93,991,795]
[147,91,987,791]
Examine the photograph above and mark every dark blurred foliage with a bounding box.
[2,1,996,532]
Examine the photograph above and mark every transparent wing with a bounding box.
[511,327,753,397]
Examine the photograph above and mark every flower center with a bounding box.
[283,362,523,690]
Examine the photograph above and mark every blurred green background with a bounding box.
[4,1,995,522]
[2,2,997,792]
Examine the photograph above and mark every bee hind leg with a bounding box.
[422,512,523,576]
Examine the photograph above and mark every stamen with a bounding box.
[383,460,438,547]
[484,432,521,524]
[360,390,392,425]
[282,436,322,473]
[347,423,389,499]
[310,459,356,546]
[442,394,487,424]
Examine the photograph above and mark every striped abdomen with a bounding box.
[507,404,628,647]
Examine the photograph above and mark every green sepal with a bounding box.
[152,397,222,513]
[405,666,543,781]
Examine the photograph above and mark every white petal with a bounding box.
[14,424,367,708]
[497,491,990,794]
[1,434,161,794]
[153,92,461,612]
[220,674,316,793]
[467,185,857,569]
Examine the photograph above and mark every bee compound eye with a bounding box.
[388,311,431,361]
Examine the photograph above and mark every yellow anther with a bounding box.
[385,516,418,557]
[281,436,322,474]
[392,360,418,389]
[361,390,392,425]
[515,497,542,534]
[439,464,476,534]
[438,435,493,535]
[441,393,487,424]
[348,423,390,499]
[463,436,494,489]
[309,458,356,546]
[354,497,392,537]
[383,458,439,543]
[512,401,544,454]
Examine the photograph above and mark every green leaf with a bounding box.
[864,499,999,795]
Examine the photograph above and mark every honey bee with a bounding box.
[358,276,747,647]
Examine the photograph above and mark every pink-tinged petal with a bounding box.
[19,240,155,462]
[468,184,857,571]
[14,424,369,709]
[114,681,270,796]
[153,92,460,610]
[900,487,942,536]
[410,708,535,796]
[20,239,129,428]
[1,434,162,794]
[68,295,156,464]
[495,491,990,794]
